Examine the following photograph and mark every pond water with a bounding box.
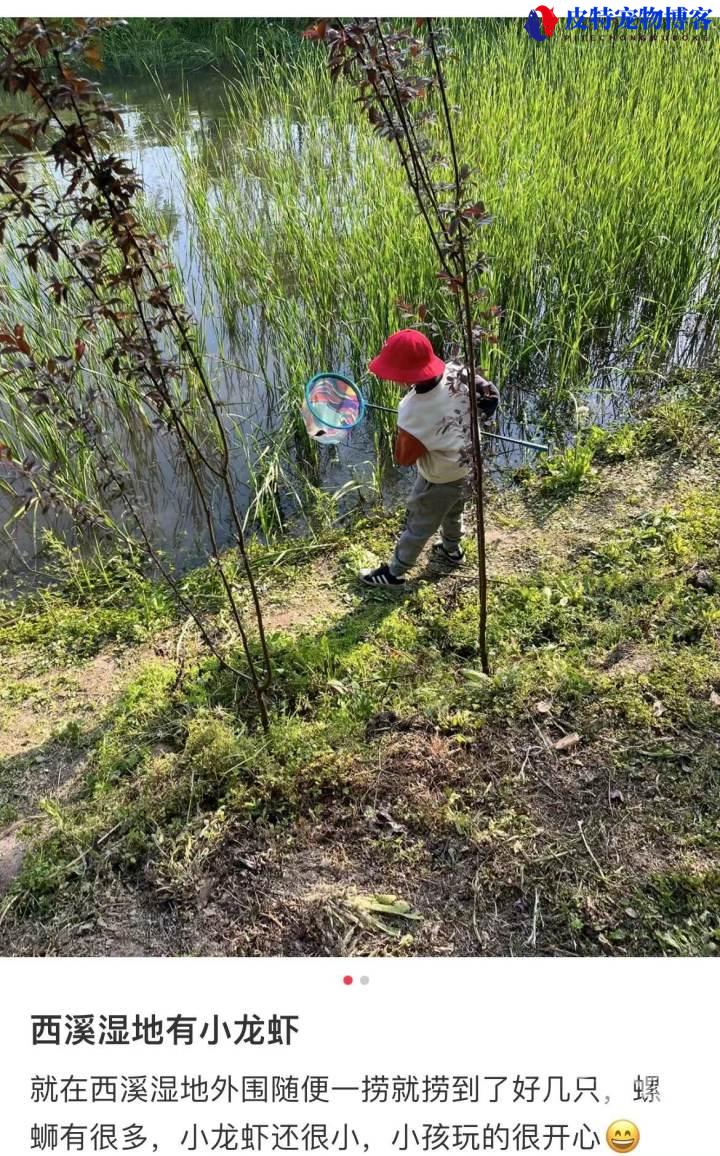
[0,67,715,584]
[0,70,390,580]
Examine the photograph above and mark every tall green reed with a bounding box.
[176,21,720,452]
[3,20,720,554]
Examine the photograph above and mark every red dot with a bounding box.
[343,975,353,985]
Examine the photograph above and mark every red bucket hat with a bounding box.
[368,329,445,385]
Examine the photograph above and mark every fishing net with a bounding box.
[302,373,365,443]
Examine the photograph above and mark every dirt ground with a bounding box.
[1,452,718,956]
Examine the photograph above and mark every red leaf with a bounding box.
[83,41,103,70]
[303,20,328,40]
[8,131,33,149]
[13,324,31,356]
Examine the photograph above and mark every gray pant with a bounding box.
[389,474,468,577]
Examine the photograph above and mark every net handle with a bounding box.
[304,372,366,431]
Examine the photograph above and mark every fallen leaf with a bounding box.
[327,679,349,696]
[347,893,424,935]
[609,788,625,805]
[652,699,665,717]
[710,691,720,708]
[554,732,580,751]
[376,809,403,833]
[534,700,552,715]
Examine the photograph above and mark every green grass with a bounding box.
[2,20,720,953]
[2,372,719,955]
[100,18,304,73]
[176,20,720,441]
[518,364,720,495]
[0,533,174,665]
[2,20,720,546]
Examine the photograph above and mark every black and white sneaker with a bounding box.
[359,563,406,588]
[431,542,466,567]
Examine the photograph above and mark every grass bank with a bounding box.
[100,18,304,73]
[1,366,719,956]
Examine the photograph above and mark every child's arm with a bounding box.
[394,427,427,467]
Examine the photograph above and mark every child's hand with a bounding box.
[475,378,500,422]
[473,372,494,393]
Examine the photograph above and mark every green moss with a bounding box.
[0,601,149,663]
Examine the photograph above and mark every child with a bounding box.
[360,328,498,588]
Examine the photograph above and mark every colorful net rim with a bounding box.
[304,372,366,431]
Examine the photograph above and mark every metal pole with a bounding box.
[481,430,549,453]
[364,402,548,453]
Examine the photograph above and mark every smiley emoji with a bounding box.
[606,1120,640,1152]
